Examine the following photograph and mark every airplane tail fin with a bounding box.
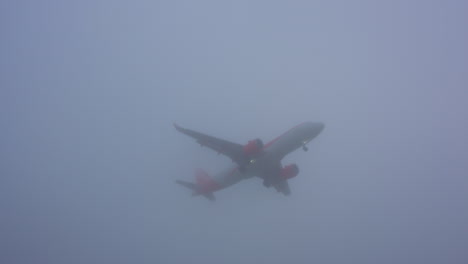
[175,169,217,201]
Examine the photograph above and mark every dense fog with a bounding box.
[1,1,467,263]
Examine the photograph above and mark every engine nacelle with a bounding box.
[280,164,299,180]
[243,138,264,156]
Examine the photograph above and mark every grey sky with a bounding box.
[1,0,467,263]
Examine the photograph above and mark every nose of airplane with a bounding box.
[316,122,325,133]
[301,122,325,141]
[310,122,325,138]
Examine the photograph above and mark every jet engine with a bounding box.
[280,164,299,180]
[243,138,263,156]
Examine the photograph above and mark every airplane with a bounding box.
[174,122,324,201]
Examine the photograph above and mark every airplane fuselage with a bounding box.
[264,122,324,159]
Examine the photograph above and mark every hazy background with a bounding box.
[1,0,467,263]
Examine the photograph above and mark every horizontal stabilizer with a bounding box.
[175,180,216,201]
[175,180,196,190]
[203,193,216,201]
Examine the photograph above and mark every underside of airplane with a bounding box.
[174,122,324,200]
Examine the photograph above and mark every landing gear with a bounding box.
[302,145,308,152]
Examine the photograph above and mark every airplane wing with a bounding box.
[273,180,291,196]
[174,124,249,167]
